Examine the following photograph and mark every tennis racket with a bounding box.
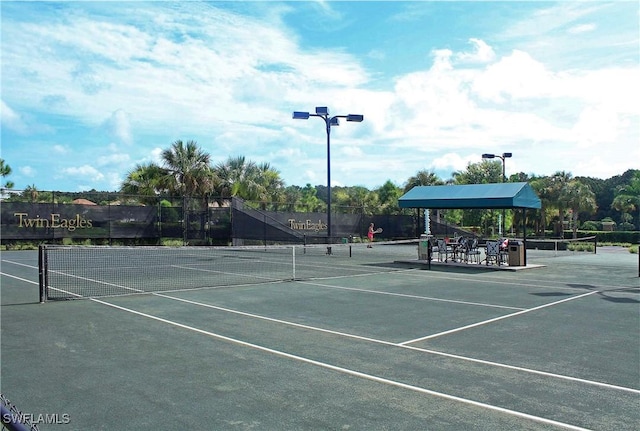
[374,228,383,234]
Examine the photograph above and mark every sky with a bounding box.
[1,1,638,193]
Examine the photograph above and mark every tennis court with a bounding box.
[1,242,638,430]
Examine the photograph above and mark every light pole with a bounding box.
[293,107,364,250]
[482,152,512,235]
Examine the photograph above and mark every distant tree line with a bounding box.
[1,140,639,238]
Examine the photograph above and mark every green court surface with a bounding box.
[1,246,638,430]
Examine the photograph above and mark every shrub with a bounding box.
[619,222,636,231]
[161,238,184,247]
[567,242,595,252]
[581,221,600,231]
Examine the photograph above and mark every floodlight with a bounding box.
[315,106,329,115]
[292,111,310,120]
[503,152,512,158]
[482,153,495,159]
[346,114,364,122]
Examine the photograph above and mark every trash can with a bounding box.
[508,241,525,266]
[419,234,429,260]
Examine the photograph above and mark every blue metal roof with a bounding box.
[398,182,541,209]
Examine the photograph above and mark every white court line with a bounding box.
[1,259,37,269]
[400,291,598,345]
[154,292,640,395]
[0,271,84,299]
[0,272,37,284]
[90,297,593,431]
[299,280,525,311]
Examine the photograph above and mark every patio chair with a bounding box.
[456,237,469,262]
[465,238,481,263]
[485,240,501,266]
[436,239,452,262]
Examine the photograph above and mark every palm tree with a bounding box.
[612,171,640,229]
[403,170,444,193]
[161,140,214,201]
[255,162,286,209]
[549,171,573,238]
[560,180,597,239]
[121,162,169,204]
[214,156,259,199]
[23,184,39,202]
[530,176,554,236]
[1,159,14,189]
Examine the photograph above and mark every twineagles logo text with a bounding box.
[14,213,93,232]
[288,219,327,232]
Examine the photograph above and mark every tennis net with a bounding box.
[38,239,419,301]
[525,236,597,257]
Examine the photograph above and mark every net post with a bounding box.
[38,245,47,303]
[292,245,296,281]
[593,236,597,254]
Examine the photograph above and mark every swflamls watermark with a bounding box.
[2,412,71,425]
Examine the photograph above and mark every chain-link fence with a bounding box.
[1,191,427,246]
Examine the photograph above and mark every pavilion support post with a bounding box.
[522,208,527,266]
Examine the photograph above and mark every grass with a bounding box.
[567,242,596,252]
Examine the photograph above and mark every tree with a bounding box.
[215,156,261,200]
[376,180,403,214]
[612,171,640,230]
[1,159,14,189]
[213,156,286,208]
[403,170,444,193]
[23,184,39,202]
[452,161,501,185]
[254,162,286,209]
[121,162,169,202]
[298,184,323,212]
[560,180,597,239]
[548,171,573,237]
[530,176,555,236]
[334,186,379,215]
[161,140,214,200]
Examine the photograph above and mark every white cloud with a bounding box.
[0,100,28,134]
[456,38,496,64]
[62,165,105,182]
[150,148,164,165]
[103,109,133,145]
[97,152,130,166]
[19,166,35,177]
[431,153,478,175]
[567,23,597,34]
[471,50,553,102]
[53,145,69,154]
